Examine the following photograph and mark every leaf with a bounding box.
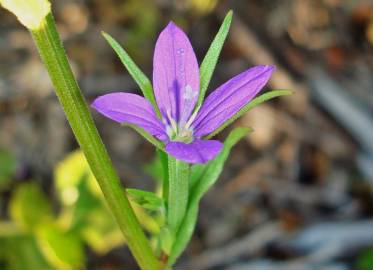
[193,127,251,199]
[189,163,206,191]
[102,32,160,116]
[37,224,85,270]
[130,202,162,235]
[55,150,101,206]
[124,123,164,150]
[69,177,102,230]
[54,151,125,254]
[168,127,251,264]
[205,89,292,139]
[0,235,52,270]
[80,204,125,255]
[0,149,16,190]
[9,182,51,232]
[127,188,164,211]
[76,179,123,254]
[159,227,174,255]
[126,189,165,235]
[197,10,233,108]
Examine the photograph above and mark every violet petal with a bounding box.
[192,65,275,137]
[91,92,167,140]
[165,139,223,164]
[153,22,200,124]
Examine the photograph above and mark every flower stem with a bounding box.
[30,13,159,270]
[167,157,189,234]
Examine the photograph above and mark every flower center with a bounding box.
[165,109,196,143]
[163,84,200,144]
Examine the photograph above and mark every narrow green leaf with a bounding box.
[102,32,160,116]
[189,164,206,191]
[127,188,164,211]
[124,124,164,150]
[192,127,251,200]
[168,200,198,266]
[205,89,292,139]
[168,127,251,264]
[197,10,233,108]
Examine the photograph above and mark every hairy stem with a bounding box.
[30,13,159,270]
[167,157,189,234]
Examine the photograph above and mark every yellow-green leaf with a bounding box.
[9,182,51,232]
[37,224,85,270]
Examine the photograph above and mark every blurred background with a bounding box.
[1,0,373,269]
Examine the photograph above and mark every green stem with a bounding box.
[167,157,189,234]
[30,13,159,270]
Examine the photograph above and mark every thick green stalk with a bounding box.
[167,157,189,234]
[31,13,159,270]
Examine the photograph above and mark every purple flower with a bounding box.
[92,22,274,164]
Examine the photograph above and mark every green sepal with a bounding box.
[126,188,164,212]
[205,89,292,139]
[123,123,165,150]
[197,10,233,109]
[168,127,251,265]
[102,32,160,117]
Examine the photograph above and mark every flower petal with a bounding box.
[192,65,275,137]
[91,92,167,140]
[153,22,199,124]
[165,139,223,164]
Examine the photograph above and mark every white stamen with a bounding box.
[184,106,199,130]
[166,109,178,133]
[166,125,173,137]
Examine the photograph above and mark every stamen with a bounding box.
[166,125,173,137]
[166,109,178,133]
[180,84,198,128]
[184,106,199,130]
